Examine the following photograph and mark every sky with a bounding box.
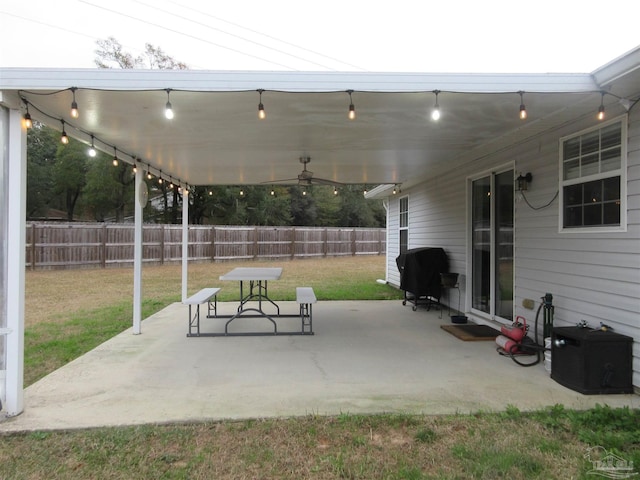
[1,0,639,73]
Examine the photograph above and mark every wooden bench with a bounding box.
[184,287,221,336]
[296,287,317,335]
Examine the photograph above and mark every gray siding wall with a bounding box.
[385,109,640,388]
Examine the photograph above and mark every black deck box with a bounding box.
[551,326,633,394]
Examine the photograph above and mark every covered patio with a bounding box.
[1,300,636,432]
[2,54,639,417]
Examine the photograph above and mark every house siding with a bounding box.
[385,109,640,389]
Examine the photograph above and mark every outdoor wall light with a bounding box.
[516,172,532,191]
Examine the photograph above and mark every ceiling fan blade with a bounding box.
[260,177,299,184]
[311,177,345,186]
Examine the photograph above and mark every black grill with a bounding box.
[396,247,448,311]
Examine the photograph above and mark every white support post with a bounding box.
[132,169,144,335]
[181,188,189,302]
[5,109,26,415]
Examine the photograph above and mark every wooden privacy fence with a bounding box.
[25,223,386,270]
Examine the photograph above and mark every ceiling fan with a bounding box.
[263,156,344,187]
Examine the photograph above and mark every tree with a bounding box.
[52,140,87,221]
[26,123,58,219]
[95,37,187,70]
[83,157,136,222]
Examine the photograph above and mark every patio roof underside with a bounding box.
[2,59,639,190]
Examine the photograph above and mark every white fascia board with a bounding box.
[0,68,597,94]
[365,184,397,199]
[591,45,640,87]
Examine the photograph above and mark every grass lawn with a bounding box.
[2,255,638,479]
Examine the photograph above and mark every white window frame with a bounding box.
[399,195,409,254]
[559,115,627,233]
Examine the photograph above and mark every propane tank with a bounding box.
[496,334,520,354]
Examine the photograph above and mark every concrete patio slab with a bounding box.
[1,300,636,432]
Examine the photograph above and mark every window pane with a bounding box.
[601,147,621,172]
[583,204,602,226]
[472,177,490,314]
[601,123,621,149]
[581,153,599,176]
[603,202,620,225]
[564,205,582,227]
[564,159,580,180]
[582,131,600,154]
[563,137,580,160]
[495,171,513,322]
[564,184,582,205]
[603,177,620,201]
[583,180,602,204]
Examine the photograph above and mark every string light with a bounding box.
[23,101,33,129]
[60,120,69,144]
[132,161,138,173]
[165,89,174,120]
[597,92,605,121]
[239,188,244,196]
[147,171,153,180]
[112,147,119,166]
[431,90,441,121]
[158,170,163,184]
[347,90,356,120]
[257,89,266,119]
[333,187,338,195]
[519,91,527,120]
[70,87,79,119]
[88,135,97,157]
[169,177,174,189]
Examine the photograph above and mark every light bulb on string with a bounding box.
[88,135,97,157]
[70,87,79,119]
[23,101,33,129]
[257,89,266,119]
[597,92,606,121]
[165,89,174,120]
[112,147,119,166]
[347,90,356,120]
[519,91,527,120]
[431,90,441,121]
[60,120,69,144]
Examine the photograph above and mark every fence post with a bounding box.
[211,226,216,261]
[100,224,107,268]
[323,228,328,257]
[351,228,357,256]
[160,224,165,265]
[290,227,296,259]
[31,223,36,270]
[253,227,258,259]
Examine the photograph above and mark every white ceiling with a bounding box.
[2,53,639,190]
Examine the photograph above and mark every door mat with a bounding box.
[440,324,500,341]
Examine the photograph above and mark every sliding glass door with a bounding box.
[471,169,514,322]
